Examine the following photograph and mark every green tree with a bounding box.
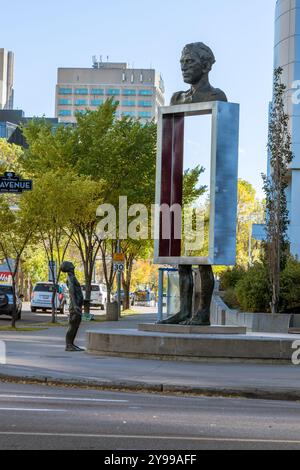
[65,177,104,314]
[22,171,78,322]
[0,139,24,175]
[262,67,293,314]
[0,201,34,327]
[237,179,264,267]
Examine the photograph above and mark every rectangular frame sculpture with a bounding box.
[154,101,240,266]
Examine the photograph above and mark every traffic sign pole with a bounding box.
[116,240,122,318]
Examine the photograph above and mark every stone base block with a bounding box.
[138,324,247,335]
[86,329,295,363]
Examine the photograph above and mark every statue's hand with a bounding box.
[75,307,82,316]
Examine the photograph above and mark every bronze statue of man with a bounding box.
[61,261,85,352]
[161,42,227,326]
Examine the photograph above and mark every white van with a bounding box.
[81,283,108,310]
[31,282,65,314]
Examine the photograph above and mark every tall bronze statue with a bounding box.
[161,42,227,326]
[61,261,84,352]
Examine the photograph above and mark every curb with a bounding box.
[0,373,300,402]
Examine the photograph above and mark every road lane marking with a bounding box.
[0,395,128,403]
[0,431,299,445]
[0,408,67,412]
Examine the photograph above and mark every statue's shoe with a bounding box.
[73,344,85,352]
[158,311,191,325]
[188,309,211,326]
[65,345,78,352]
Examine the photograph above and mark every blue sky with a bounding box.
[0,0,275,198]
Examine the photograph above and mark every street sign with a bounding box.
[113,263,124,273]
[0,172,33,194]
[113,253,125,263]
[113,252,125,273]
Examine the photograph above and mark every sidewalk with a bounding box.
[0,309,300,401]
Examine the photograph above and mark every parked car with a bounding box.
[31,282,65,314]
[0,284,23,320]
[81,283,107,310]
[58,283,69,310]
[112,290,135,306]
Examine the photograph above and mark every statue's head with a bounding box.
[60,261,75,274]
[180,42,216,85]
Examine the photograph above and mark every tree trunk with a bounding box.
[107,286,112,305]
[122,281,130,311]
[51,283,57,324]
[122,257,134,311]
[83,260,94,315]
[11,277,17,329]
[101,240,116,307]
[84,281,92,315]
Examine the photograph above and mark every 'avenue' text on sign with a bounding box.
[0,172,33,194]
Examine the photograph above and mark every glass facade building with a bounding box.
[274,0,300,256]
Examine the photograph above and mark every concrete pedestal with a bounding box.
[138,324,247,335]
[106,302,119,321]
[87,327,295,363]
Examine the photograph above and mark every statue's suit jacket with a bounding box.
[170,86,227,105]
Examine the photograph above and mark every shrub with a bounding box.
[222,288,239,309]
[235,263,270,312]
[222,258,300,313]
[280,258,300,312]
[219,266,246,291]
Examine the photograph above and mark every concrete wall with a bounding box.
[211,294,294,333]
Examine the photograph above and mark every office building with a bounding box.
[273,0,300,257]
[0,109,59,147]
[0,49,14,110]
[55,58,165,124]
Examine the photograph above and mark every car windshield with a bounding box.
[34,284,57,293]
[0,286,13,294]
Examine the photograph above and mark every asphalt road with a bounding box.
[1,382,300,450]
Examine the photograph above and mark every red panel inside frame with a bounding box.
[159,113,184,257]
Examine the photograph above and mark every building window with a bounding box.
[59,88,72,95]
[75,109,88,115]
[123,89,136,96]
[122,111,136,117]
[139,90,153,96]
[138,100,152,107]
[107,89,120,96]
[75,88,88,95]
[122,100,136,107]
[75,99,88,106]
[58,99,72,105]
[138,111,152,118]
[91,99,104,106]
[58,110,72,116]
[91,89,104,95]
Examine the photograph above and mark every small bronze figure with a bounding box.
[61,261,84,352]
[161,42,227,326]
